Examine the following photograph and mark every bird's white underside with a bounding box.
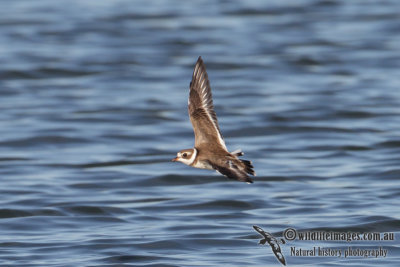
[192,159,213,170]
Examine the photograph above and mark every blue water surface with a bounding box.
[0,0,399,266]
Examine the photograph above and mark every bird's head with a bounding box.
[172,148,197,166]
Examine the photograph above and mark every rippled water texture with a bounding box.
[1,0,400,266]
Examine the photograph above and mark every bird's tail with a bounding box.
[240,159,256,176]
[231,149,255,176]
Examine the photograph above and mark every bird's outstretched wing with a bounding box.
[188,56,227,150]
[253,225,286,266]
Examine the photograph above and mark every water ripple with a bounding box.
[0,0,399,266]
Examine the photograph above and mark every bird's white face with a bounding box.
[172,148,197,166]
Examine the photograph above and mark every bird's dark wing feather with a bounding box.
[209,159,253,183]
[188,56,227,149]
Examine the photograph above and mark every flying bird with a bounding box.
[253,225,286,266]
[172,56,255,183]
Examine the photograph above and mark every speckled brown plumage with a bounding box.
[173,56,255,183]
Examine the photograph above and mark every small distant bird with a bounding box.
[172,56,255,183]
[253,225,286,266]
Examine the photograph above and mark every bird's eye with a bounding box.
[182,153,187,158]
